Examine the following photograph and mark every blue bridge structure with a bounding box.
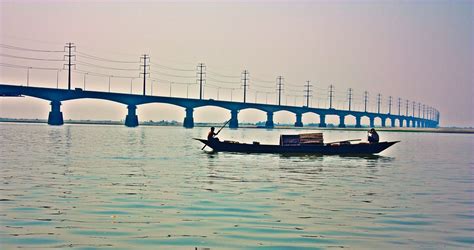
[0,84,439,128]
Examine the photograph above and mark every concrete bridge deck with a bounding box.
[0,84,439,128]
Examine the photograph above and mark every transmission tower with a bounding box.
[388,96,392,114]
[418,103,421,118]
[140,54,149,96]
[197,63,206,99]
[405,99,409,116]
[64,42,76,90]
[329,85,334,109]
[242,70,249,103]
[398,97,401,115]
[347,88,353,111]
[377,93,381,113]
[276,76,284,105]
[364,91,369,112]
[304,81,312,107]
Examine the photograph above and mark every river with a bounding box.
[0,123,472,249]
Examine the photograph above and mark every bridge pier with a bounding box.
[229,110,239,129]
[391,118,396,127]
[355,116,362,128]
[48,100,64,126]
[399,119,404,127]
[381,117,386,127]
[369,116,375,128]
[338,115,346,128]
[319,114,327,127]
[125,105,139,127]
[294,113,303,127]
[183,108,194,128]
[265,112,274,129]
[416,120,420,128]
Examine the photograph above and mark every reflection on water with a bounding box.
[0,123,473,249]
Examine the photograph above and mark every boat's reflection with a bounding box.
[205,150,393,161]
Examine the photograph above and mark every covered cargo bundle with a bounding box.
[279,133,324,146]
[279,134,300,146]
[299,133,324,145]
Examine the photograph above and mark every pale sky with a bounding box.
[0,0,473,127]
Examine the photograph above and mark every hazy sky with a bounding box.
[0,0,473,127]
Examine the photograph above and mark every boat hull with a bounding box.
[196,139,399,155]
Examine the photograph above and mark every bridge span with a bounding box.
[0,84,439,128]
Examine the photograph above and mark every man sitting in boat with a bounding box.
[368,128,379,143]
[207,127,219,142]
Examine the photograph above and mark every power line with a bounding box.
[0,63,61,71]
[285,82,305,89]
[206,83,236,91]
[207,76,241,84]
[252,76,274,83]
[73,69,135,79]
[207,70,241,78]
[149,69,195,78]
[76,51,139,64]
[0,53,65,61]
[206,83,234,89]
[150,61,194,72]
[285,88,304,94]
[76,61,140,71]
[150,77,195,85]
[252,83,274,89]
[0,43,64,53]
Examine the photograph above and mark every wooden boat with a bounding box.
[195,133,399,155]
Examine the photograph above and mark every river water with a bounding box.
[0,123,472,249]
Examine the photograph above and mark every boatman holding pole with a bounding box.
[208,127,219,142]
[202,119,232,150]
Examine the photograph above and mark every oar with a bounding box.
[201,119,231,150]
[325,139,361,145]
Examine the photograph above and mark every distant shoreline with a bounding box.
[1,118,473,134]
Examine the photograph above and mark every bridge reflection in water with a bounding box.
[0,84,439,128]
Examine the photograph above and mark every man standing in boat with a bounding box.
[368,128,379,143]
[208,127,219,142]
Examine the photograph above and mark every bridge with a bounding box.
[0,84,439,128]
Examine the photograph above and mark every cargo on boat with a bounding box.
[195,133,399,155]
